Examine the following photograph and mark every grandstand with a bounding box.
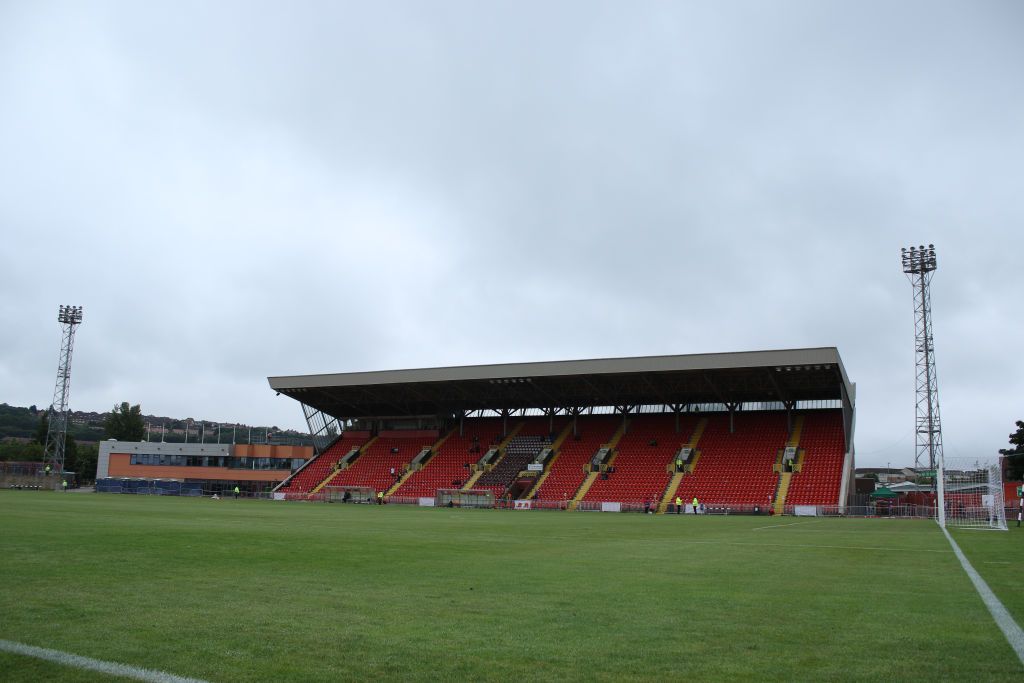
[267,348,856,512]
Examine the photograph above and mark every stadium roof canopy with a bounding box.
[268,347,854,420]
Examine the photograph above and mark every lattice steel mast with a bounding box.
[901,245,943,471]
[42,305,83,476]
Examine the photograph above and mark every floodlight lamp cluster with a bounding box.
[57,305,83,324]
[488,377,532,385]
[901,244,937,274]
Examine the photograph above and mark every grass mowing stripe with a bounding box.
[0,639,208,683]
[750,520,819,531]
[942,527,1024,667]
[679,539,952,553]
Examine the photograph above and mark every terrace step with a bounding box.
[462,422,524,491]
[662,417,708,505]
[773,415,805,512]
[569,471,599,510]
[312,435,378,496]
[657,472,685,514]
[525,421,575,499]
[773,472,792,515]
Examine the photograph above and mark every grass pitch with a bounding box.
[0,492,1022,681]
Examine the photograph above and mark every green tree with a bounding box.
[35,410,49,445]
[999,420,1024,481]
[0,441,44,461]
[104,402,145,441]
[64,438,97,481]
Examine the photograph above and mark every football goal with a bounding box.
[938,456,1007,531]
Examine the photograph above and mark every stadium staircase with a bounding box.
[473,419,560,498]
[275,431,371,497]
[395,420,504,498]
[524,422,576,499]
[325,432,438,495]
[310,435,379,496]
[533,416,619,502]
[569,419,628,510]
[583,414,700,507]
[658,416,708,513]
[783,410,846,507]
[772,415,804,514]
[462,423,524,491]
[674,412,787,508]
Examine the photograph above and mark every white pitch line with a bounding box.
[751,520,819,531]
[941,527,1024,668]
[0,639,208,683]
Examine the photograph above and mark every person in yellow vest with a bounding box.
[674,457,682,472]
[692,496,699,514]
[233,485,240,499]
[377,491,384,505]
[45,465,51,476]
[675,496,683,514]
[61,479,68,492]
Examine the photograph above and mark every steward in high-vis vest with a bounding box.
[675,496,682,514]
[377,491,384,505]
[675,458,683,472]
[233,486,240,499]
[692,497,699,514]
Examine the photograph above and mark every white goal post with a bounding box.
[938,456,1007,531]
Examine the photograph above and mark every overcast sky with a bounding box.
[1,1,1021,466]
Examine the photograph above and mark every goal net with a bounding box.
[938,456,1007,531]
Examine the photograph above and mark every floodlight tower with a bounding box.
[42,305,84,477]
[900,245,943,472]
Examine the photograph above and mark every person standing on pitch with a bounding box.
[692,496,699,514]
[61,479,68,492]
[233,485,240,499]
[1018,494,1022,528]
[675,496,683,514]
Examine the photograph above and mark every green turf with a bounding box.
[0,492,1021,681]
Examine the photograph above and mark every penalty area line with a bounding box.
[0,639,208,683]
[941,527,1024,668]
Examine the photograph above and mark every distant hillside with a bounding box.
[0,403,311,446]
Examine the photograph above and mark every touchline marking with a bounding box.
[941,527,1024,667]
[0,639,208,683]
[751,521,819,531]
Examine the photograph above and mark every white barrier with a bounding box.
[419,497,435,507]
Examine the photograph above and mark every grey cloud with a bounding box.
[1,1,1022,462]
